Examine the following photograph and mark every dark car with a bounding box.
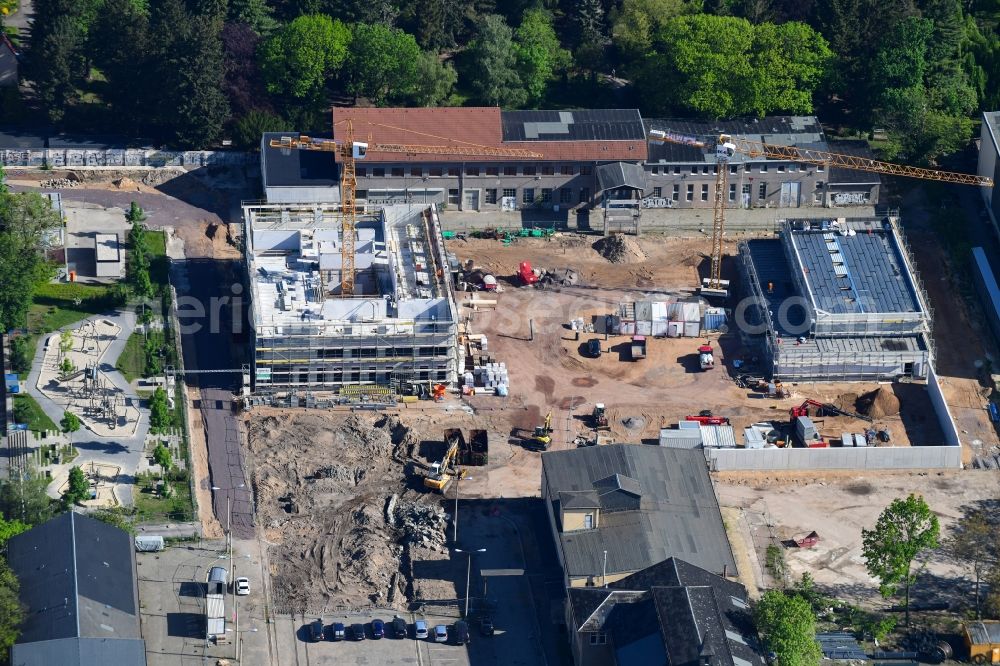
[351,623,366,641]
[309,619,324,642]
[372,619,385,639]
[391,617,407,638]
[331,622,345,641]
[479,615,494,637]
[586,338,601,358]
[453,620,470,646]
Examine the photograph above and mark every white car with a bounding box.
[434,625,448,643]
[235,577,250,596]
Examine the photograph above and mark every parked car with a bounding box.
[235,577,250,596]
[371,619,385,639]
[434,625,448,643]
[391,617,407,639]
[479,615,494,637]
[309,619,324,642]
[453,620,470,645]
[587,338,602,358]
[351,623,366,641]
[331,622,345,641]
[415,620,429,640]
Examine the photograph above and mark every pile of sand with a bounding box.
[594,234,647,264]
[857,387,900,418]
[834,392,860,413]
[112,177,137,190]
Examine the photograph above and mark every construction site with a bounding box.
[244,203,459,396]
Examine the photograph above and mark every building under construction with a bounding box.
[244,203,458,394]
[740,216,933,381]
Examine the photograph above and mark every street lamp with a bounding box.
[454,548,486,618]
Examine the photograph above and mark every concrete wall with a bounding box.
[1,148,252,168]
[927,366,962,447]
[979,112,999,216]
[706,443,961,471]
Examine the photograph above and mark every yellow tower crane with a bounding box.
[647,129,995,295]
[270,121,543,296]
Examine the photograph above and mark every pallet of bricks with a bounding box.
[461,338,510,396]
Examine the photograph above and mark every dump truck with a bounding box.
[965,621,1000,663]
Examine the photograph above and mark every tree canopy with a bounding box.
[465,14,525,107]
[260,14,350,100]
[63,466,90,506]
[346,23,421,106]
[0,193,61,331]
[754,590,823,666]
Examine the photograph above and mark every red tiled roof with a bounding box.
[332,107,648,163]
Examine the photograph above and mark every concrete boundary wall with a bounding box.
[927,366,962,447]
[706,442,961,471]
[1,149,253,168]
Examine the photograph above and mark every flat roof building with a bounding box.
[740,216,932,381]
[6,512,146,666]
[94,232,122,278]
[541,444,736,588]
[244,203,458,394]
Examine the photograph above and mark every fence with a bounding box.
[1,148,253,168]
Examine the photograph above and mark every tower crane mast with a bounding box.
[647,129,994,295]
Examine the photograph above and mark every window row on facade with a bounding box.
[354,162,822,179]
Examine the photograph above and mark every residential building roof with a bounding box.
[261,131,339,188]
[331,107,648,162]
[6,511,146,666]
[567,557,764,666]
[645,116,825,164]
[542,444,736,580]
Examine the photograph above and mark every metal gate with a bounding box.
[463,189,480,211]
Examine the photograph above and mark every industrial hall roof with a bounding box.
[331,107,649,162]
[645,116,825,163]
[542,444,736,580]
[261,131,339,188]
[6,511,146,666]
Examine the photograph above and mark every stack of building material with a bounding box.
[474,362,509,393]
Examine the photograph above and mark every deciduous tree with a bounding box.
[0,193,61,330]
[63,466,90,506]
[754,590,823,666]
[260,14,351,100]
[153,442,172,476]
[862,494,940,625]
[408,52,457,107]
[60,411,81,435]
[947,510,997,619]
[0,473,58,526]
[346,23,421,105]
[0,556,23,654]
[149,387,170,432]
[465,15,525,107]
[514,9,570,106]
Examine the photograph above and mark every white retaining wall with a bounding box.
[1,148,253,168]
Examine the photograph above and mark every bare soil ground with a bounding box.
[715,470,1000,608]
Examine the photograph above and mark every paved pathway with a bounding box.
[26,307,150,505]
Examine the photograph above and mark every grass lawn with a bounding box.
[134,472,193,521]
[115,330,146,383]
[28,282,114,334]
[12,394,58,433]
[145,230,170,289]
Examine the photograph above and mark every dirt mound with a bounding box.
[247,411,448,612]
[593,234,647,264]
[112,177,138,190]
[857,387,900,418]
[834,392,860,413]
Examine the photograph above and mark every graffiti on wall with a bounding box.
[833,192,870,205]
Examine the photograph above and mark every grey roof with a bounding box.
[11,637,147,666]
[6,512,145,666]
[567,558,763,666]
[559,490,601,510]
[816,632,868,660]
[826,140,881,185]
[501,109,646,142]
[645,116,824,163]
[261,132,339,188]
[789,226,921,314]
[596,161,647,192]
[543,445,736,579]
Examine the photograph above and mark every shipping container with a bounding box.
[683,321,700,337]
[703,308,727,331]
[667,321,682,337]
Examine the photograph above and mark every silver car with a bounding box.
[415,620,429,640]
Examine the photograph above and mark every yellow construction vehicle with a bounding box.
[530,411,553,450]
[647,129,994,296]
[269,124,541,297]
[423,440,465,493]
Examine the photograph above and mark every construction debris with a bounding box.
[594,234,647,264]
[39,178,81,189]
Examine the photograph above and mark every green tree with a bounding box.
[260,14,351,100]
[465,14,525,107]
[152,442,172,476]
[0,193,62,330]
[862,494,940,625]
[63,466,89,506]
[126,201,146,224]
[947,510,997,619]
[414,0,468,50]
[570,0,609,74]
[635,15,831,117]
[233,110,290,149]
[87,0,151,135]
[60,357,76,376]
[754,590,823,666]
[149,387,170,431]
[127,220,153,298]
[0,556,23,654]
[11,400,32,426]
[90,506,137,535]
[229,0,277,34]
[408,52,458,106]
[23,12,85,122]
[0,473,58,526]
[60,411,81,435]
[9,336,31,374]
[611,0,695,65]
[346,23,422,105]
[59,329,73,354]
[514,9,570,106]
[0,517,29,547]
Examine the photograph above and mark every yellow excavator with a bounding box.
[423,441,465,493]
[530,412,553,450]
